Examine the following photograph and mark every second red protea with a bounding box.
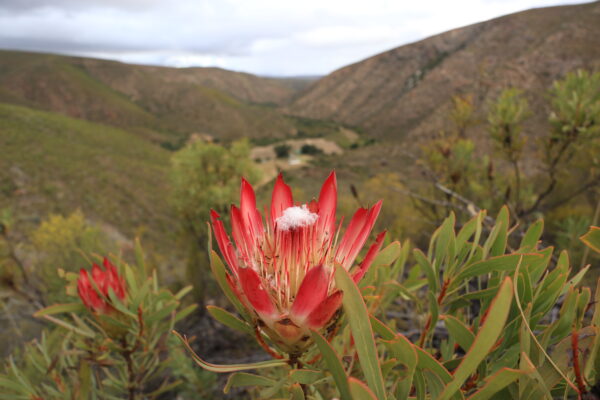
[211,171,384,355]
[77,258,127,314]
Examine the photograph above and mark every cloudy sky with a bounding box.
[0,0,590,76]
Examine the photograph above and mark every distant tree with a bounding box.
[523,70,600,217]
[449,94,477,138]
[170,139,260,307]
[274,144,291,158]
[300,144,323,155]
[412,69,600,247]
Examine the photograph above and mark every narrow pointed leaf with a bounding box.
[288,369,323,385]
[371,241,401,267]
[207,305,253,334]
[33,303,86,317]
[438,277,514,400]
[443,315,475,352]
[453,254,542,284]
[348,377,378,400]
[580,226,600,253]
[311,330,352,400]
[519,219,544,251]
[335,265,386,400]
[173,330,287,372]
[467,367,530,400]
[224,372,276,394]
[381,333,417,399]
[290,383,306,400]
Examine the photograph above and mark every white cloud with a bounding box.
[0,0,591,76]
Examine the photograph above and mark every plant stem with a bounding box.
[418,279,449,348]
[512,158,521,214]
[571,326,587,396]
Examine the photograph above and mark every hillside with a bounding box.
[287,1,600,142]
[0,103,174,252]
[0,51,302,144]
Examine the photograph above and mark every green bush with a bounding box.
[300,144,323,155]
[274,144,291,158]
[0,243,212,400]
[32,211,116,303]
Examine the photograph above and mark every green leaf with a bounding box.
[453,254,542,284]
[174,304,197,323]
[223,372,276,394]
[123,263,138,294]
[443,315,475,352]
[585,278,600,380]
[174,285,193,300]
[290,383,306,400]
[381,333,417,399]
[519,219,544,251]
[580,226,600,253]
[131,279,151,307]
[78,360,92,400]
[33,303,86,317]
[145,302,179,323]
[37,314,95,338]
[467,367,531,400]
[370,315,395,340]
[334,265,386,400]
[434,213,455,276]
[107,288,138,319]
[438,277,514,400]
[173,330,287,372]
[518,353,553,400]
[134,237,148,277]
[207,305,253,334]
[565,265,590,291]
[414,370,426,400]
[288,369,323,385]
[414,248,437,292]
[456,213,479,252]
[486,206,509,257]
[415,347,453,384]
[311,330,352,400]
[0,376,27,393]
[348,377,378,400]
[371,241,402,267]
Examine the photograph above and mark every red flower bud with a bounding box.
[77,258,127,314]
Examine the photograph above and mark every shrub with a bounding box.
[300,144,323,155]
[274,144,291,158]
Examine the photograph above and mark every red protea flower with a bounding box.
[78,258,127,314]
[210,171,384,355]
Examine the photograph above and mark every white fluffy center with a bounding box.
[276,205,318,231]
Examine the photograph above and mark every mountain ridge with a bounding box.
[0,50,312,144]
[286,1,600,142]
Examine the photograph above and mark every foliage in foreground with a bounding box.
[0,241,214,400]
[182,205,600,400]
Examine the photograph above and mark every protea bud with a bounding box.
[78,258,127,314]
[210,171,384,355]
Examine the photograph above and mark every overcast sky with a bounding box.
[0,0,590,76]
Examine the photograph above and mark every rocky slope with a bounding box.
[288,2,600,142]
